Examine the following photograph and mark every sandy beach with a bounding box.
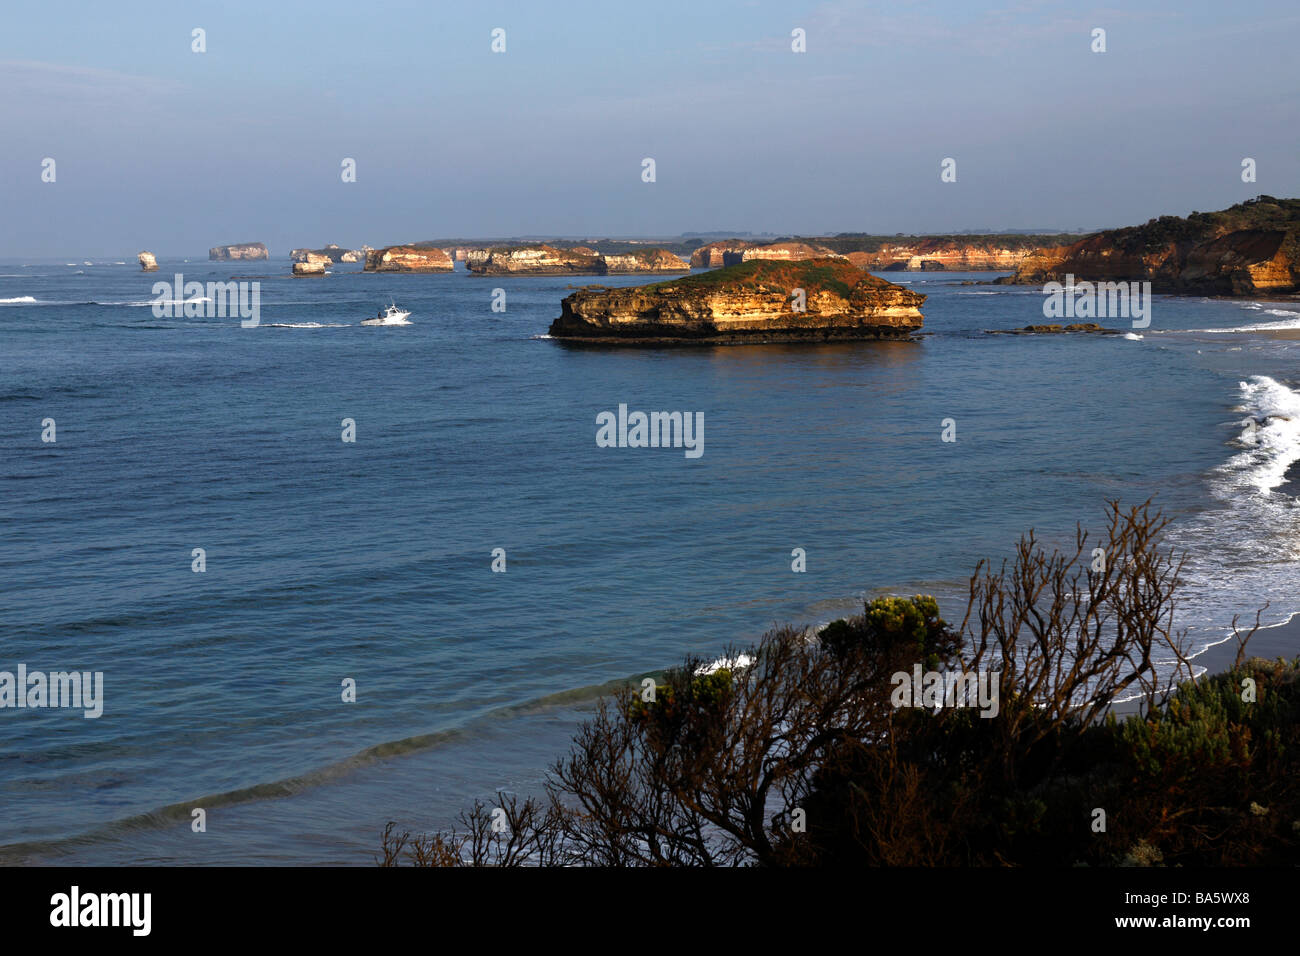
[1193,609,1300,671]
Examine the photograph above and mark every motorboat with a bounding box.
[362,301,412,326]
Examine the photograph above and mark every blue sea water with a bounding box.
[1,258,1297,864]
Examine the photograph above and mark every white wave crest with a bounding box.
[1192,311,1300,333]
[1221,376,1300,494]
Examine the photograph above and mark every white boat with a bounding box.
[362,301,412,326]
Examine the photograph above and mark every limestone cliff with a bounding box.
[998,196,1300,295]
[290,244,362,264]
[363,245,455,272]
[730,242,843,265]
[468,245,604,275]
[209,242,269,260]
[601,249,690,274]
[548,258,924,344]
[292,253,330,276]
[138,251,158,272]
[467,244,688,275]
[846,243,1029,271]
[690,240,756,268]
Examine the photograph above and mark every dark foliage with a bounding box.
[381,502,1299,866]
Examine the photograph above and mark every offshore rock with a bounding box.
[362,245,455,272]
[549,258,924,345]
[209,242,269,260]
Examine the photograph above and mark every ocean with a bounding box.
[2,258,1297,863]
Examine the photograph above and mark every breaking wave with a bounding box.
[0,296,214,307]
[1166,375,1300,656]
[1191,307,1300,333]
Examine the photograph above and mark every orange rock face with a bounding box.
[691,240,842,267]
[601,249,690,274]
[467,245,604,275]
[846,242,1030,271]
[363,245,455,272]
[1000,197,1300,294]
[690,240,755,268]
[733,242,842,265]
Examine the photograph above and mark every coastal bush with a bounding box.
[380,502,1299,866]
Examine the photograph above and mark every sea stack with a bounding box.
[210,242,269,261]
[548,258,925,344]
[138,251,158,272]
[292,253,330,277]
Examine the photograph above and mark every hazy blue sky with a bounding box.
[2,0,1298,256]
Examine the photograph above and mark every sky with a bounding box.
[1,0,1298,257]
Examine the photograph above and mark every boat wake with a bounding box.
[264,322,351,329]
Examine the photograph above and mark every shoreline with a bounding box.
[1189,608,1300,672]
[5,600,1296,864]
[1108,611,1300,717]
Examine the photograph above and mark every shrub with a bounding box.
[380,502,1298,866]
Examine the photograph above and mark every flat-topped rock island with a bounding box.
[548,258,925,344]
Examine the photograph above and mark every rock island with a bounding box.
[548,258,924,344]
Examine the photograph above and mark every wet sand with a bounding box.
[1111,612,1300,717]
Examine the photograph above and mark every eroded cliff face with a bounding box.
[363,245,455,272]
[846,243,1029,271]
[1003,231,1300,294]
[290,244,362,264]
[469,245,604,274]
[209,242,269,260]
[549,258,924,344]
[999,197,1300,294]
[292,253,331,276]
[466,245,688,275]
[730,242,843,265]
[690,240,755,268]
[601,249,690,273]
[138,251,158,272]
